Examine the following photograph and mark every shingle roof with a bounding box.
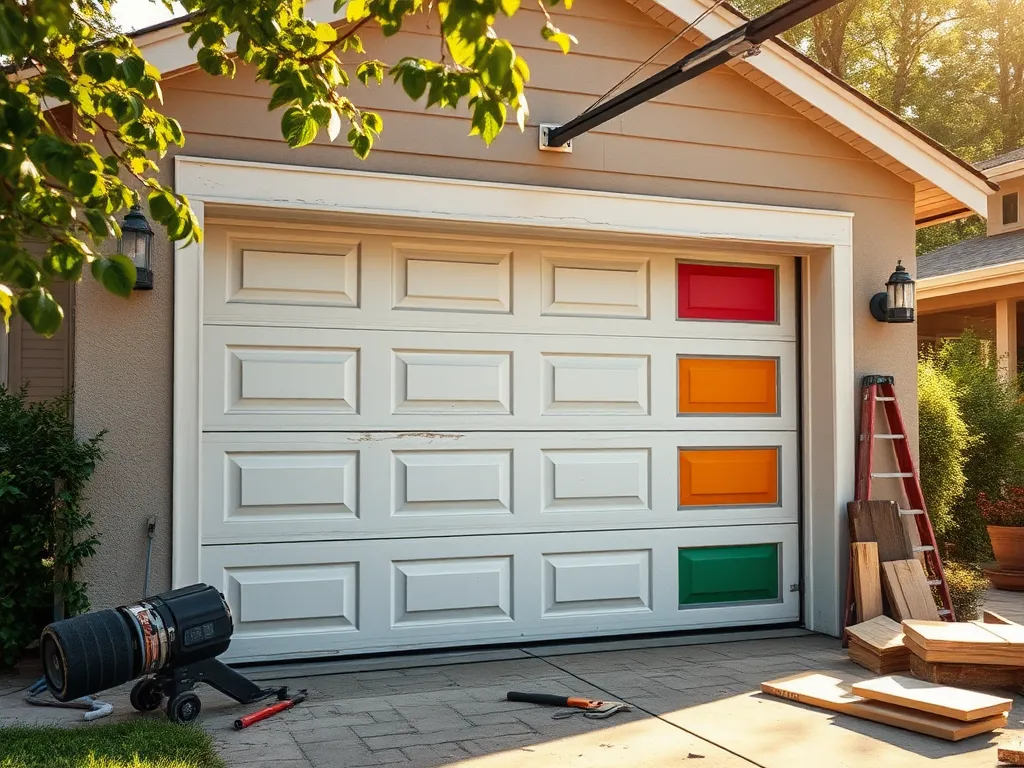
[918,228,1024,278]
[976,147,1024,171]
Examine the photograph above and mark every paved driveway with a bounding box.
[2,590,1022,768]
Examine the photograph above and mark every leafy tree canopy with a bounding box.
[0,0,576,335]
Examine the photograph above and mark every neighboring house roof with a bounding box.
[917,229,1024,279]
[127,0,996,222]
[976,147,1024,171]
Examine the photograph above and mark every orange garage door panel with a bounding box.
[679,448,779,507]
[678,357,778,414]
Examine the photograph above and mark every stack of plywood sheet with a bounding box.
[761,672,1011,741]
[901,618,1024,690]
[845,615,910,674]
[902,619,1024,665]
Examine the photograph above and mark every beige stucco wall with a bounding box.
[74,0,918,608]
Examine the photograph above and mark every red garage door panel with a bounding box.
[677,263,777,322]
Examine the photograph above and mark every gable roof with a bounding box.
[918,230,1024,279]
[130,0,996,222]
[977,147,1024,171]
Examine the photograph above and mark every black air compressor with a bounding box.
[41,584,288,724]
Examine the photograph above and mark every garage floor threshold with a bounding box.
[242,626,814,682]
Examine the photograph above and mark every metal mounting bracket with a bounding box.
[539,124,573,153]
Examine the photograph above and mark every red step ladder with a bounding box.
[842,375,955,637]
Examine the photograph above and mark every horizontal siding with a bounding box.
[10,280,72,402]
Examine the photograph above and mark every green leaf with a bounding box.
[315,22,338,42]
[470,98,506,145]
[363,111,383,134]
[346,0,369,20]
[91,255,137,298]
[148,189,177,224]
[84,209,117,239]
[82,50,117,83]
[197,48,234,77]
[485,41,515,85]
[268,83,297,111]
[18,287,63,337]
[281,106,319,148]
[356,60,385,86]
[0,285,11,332]
[120,55,146,86]
[351,132,371,159]
[499,0,520,15]
[401,65,428,100]
[541,23,577,54]
[44,242,85,281]
[40,74,72,101]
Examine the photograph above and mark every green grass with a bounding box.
[0,720,225,768]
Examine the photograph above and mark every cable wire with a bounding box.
[580,0,729,116]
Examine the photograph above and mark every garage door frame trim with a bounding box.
[172,154,855,636]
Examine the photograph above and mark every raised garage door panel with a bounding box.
[202,326,797,431]
[197,220,801,661]
[202,222,798,341]
[199,431,800,544]
[202,526,800,661]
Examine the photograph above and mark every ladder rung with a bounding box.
[872,472,913,478]
[876,396,896,401]
[900,508,924,516]
[914,545,934,553]
[874,434,905,440]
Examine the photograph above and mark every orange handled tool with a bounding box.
[234,690,307,730]
[506,691,630,719]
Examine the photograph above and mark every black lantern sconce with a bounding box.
[869,260,915,323]
[118,203,155,290]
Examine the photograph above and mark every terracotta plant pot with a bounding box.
[988,525,1024,572]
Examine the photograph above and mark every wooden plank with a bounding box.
[982,610,1018,626]
[851,542,883,623]
[903,620,1024,666]
[850,675,1012,722]
[760,672,1007,741]
[848,500,914,563]
[998,741,1024,765]
[908,652,1024,690]
[883,560,941,621]
[845,615,905,652]
[848,640,909,675]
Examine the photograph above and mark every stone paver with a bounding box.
[2,590,1023,767]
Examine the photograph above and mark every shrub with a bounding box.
[917,360,974,542]
[0,387,105,667]
[941,561,991,621]
[977,488,1024,527]
[923,331,1024,561]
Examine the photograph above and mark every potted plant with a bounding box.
[977,489,1024,572]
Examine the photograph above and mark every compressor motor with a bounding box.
[41,584,286,724]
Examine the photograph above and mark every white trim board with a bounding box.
[132,0,992,216]
[173,154,856,638]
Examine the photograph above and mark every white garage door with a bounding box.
[197,216,801,662]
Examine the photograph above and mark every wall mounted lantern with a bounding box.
[870,260,915,323]
[118,203,154,290]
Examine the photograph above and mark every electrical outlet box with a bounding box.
[539,124,573,153]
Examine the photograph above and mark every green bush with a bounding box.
[941,561,991,621]
[922,331,1024,562]
[917,360,974,542]
[0,387,105,667]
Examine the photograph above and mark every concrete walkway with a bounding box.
[2,590,1022,768]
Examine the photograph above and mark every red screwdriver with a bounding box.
[234,690,308,730]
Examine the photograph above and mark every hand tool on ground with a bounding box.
[234,689,308,730]
[506,691,631,719]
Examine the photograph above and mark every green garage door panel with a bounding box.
[678,544,780,606]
